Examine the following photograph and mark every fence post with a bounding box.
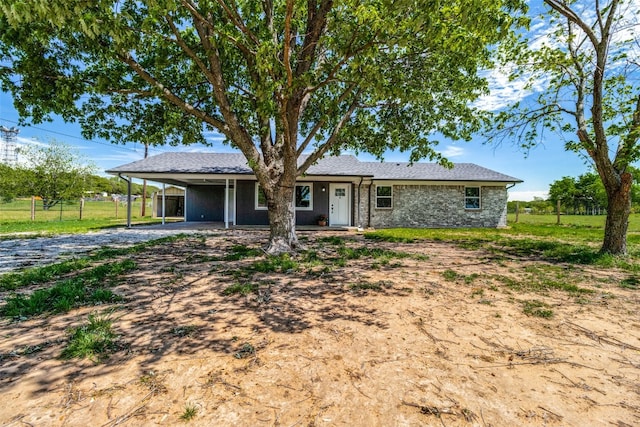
[515,201,519,223]
[556,199,561,225]
[59,200,63,221]
[31,196,35,221]
[79,198,85,220]
[115,199,118,219]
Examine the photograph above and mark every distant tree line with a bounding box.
[509,168,640,215]
[0,141,157,207]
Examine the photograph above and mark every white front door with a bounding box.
[329,183,350,226]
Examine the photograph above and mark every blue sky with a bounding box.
[2,2,626,202]
[0,92,591,202]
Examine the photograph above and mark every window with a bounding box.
[465,187,481,209]
[255,183,313,210]
[295,184,313,210]
[376,185,393,208]
[255,184,267,210]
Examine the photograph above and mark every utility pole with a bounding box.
[0,126,19,166]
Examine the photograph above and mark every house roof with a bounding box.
[107,152,522,184]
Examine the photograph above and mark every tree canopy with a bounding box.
[3,141,96,208]
[490,0,640,254]
[0,0,526,252]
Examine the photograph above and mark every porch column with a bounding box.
[162,183,166,225]
[126,177,132,228]
[224,178,229,229]
[233,179,237,226]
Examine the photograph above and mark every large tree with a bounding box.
[493,0,640,254]
[13,141,96,209]
[0,0,525,253]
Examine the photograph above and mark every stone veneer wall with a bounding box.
[361,184,508,228]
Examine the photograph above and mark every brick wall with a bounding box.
[359,184,508,228]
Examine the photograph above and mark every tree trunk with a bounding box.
[265,182,299,255]
[601,172,632,255]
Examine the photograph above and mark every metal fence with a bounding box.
[0,197,151,222]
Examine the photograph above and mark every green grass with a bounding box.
[1,260,134,318]
[522,300,554,318]
[250,254,300,273]
[223,282,259,296]
[348,280,393,292]
[363,216,640,271]
[223,245,263,261]
[180,404,198,422]
[60,313,118,362]
[0,235,187,293]
[0,199,165,236]
[0,258,93,291]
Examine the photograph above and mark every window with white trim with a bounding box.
[255,184,267,210]
[464,187,481,209]
[376,185,393,208]
[255,183,313,210]
[295,184,313,210]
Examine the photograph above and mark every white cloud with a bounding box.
[438,145,465,157]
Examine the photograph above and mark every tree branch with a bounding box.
[296,82,358,156]
[116,51,228,133]
[298,91,360,174]
[544,0,599,48]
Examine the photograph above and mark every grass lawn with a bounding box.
[0,199,162,235]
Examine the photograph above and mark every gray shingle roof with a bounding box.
[358,161,522,182]
[107,152,521,183]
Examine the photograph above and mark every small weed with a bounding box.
[471,288,484,298]
[464,273,480,284]
[620,276,640,289]
[172,325,200,337]
[234,343,255,359]
[61,313,117,362]
[251,254,299,273]
[522,300,554,318]
[442,270,459,281]
[139,371,168,394]
[349,280,393,292]
[223,282,258,296]
[180,404,198,422]
[224,245,263,261]
[317,236,345,246]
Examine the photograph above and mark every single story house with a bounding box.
[107,153,522,228]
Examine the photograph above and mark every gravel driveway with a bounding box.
[0,225,213,274]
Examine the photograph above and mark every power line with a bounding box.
[0,117,167,154]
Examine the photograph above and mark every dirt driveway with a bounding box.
[0,230,638,426]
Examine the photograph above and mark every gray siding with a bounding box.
[235,180,330,225]
[185,185,225,221]
[363,184,508,228]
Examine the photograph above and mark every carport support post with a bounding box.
[224,178,229,229]
[117,174,132,228]
[126,178,132,228]
[162,183,166,225]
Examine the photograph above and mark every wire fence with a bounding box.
[0,197,152,222]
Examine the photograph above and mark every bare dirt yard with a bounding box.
[1,230,639,426]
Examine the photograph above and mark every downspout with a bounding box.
[117,174,132,228]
